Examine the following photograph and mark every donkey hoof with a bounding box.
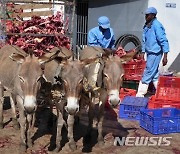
[0,123,4,129]
[54,146,61,153]
[98,140,104,146]
[69,142,77,151]
[13,123,20,130]
[20,144,27,152]
[27,141,33,148]
[12,119,20,130]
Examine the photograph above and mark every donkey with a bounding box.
[54,46,136,151]
[54,58,90,152]
[0,45,27,129]
[0,45,59,152]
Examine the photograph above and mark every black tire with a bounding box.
[115,34,142,52]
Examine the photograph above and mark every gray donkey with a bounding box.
[0,45,59,152]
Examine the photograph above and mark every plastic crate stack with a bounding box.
[148,76,180,109]
[140,76,180,134]
[140,108,180,134]
[118,96,149,120]
[123,59,146,81]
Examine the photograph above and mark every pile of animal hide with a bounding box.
[5,12,70,56]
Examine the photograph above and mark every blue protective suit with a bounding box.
[141,18,169,84]
[88,26,115,49]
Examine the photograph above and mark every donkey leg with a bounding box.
[9,94,19,130]
[97,90,107,145]
[67,114,76,151]
[0,97,4,129]
[55,108,64,152]
[97,103,104,146]
[0,84,4,129]
[17,96,27,152]
[27,114,34,148]
[87,101,95,136]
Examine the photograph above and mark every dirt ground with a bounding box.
[0,97,180,154]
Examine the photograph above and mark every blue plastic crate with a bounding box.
[118,96,149,120]
[140,108,180,134]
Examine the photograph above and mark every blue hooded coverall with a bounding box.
[88,26,115,49]
[141,18,169,84]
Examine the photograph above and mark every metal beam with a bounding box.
[6,0,74,6]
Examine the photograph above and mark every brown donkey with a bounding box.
[54,58,88,152]
[0,45,59,152]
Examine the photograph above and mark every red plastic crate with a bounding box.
[119,88,137,100]
[148,95,180,109]
[123,60,146,81]
[155,76,180,101]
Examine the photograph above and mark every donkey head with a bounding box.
[103,51,137,107]
[103,56,124,107]
[60,59,85,115]
[10,50,59,114]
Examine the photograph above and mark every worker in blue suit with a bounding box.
[136,7,170,97]
[87,16,115,91]
[88,16,115,49]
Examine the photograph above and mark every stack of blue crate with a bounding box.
[118,96,149,120]
[140,108,180,134]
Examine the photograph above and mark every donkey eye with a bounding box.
[18,75,25,83]
[103,73,109,79]
[120,73,124,78]
[78,79,83,84]
[63,79,68,85]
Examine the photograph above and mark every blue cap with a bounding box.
[145,7,157,15]
[98,16,110,29]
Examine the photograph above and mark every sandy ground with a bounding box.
[0,97,180,154]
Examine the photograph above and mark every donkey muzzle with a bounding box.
[65,97,80,115]
[24,95,37,114]
[65,106,79,115]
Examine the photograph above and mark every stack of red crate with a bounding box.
[123,59,146,81]
[148,76,180,109]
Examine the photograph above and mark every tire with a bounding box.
[115,34,142,52]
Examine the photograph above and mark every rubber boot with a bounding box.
[153,80,158,89]
[136,81,149,97]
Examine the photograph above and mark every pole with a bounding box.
[0,0,6,47]
[70,0,76,51]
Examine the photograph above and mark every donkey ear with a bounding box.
[38,55,50,64]
[38,49,60,64]
[120,50,137,63]
[102,54,111,62]
[49,47,61,54]
[80,57,98,65]
[9,53,25,64]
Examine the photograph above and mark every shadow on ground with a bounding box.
[29,104,132,153]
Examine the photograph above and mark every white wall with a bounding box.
[148,0,180,70]
[53,0,65,17]
[23,0,65,20]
